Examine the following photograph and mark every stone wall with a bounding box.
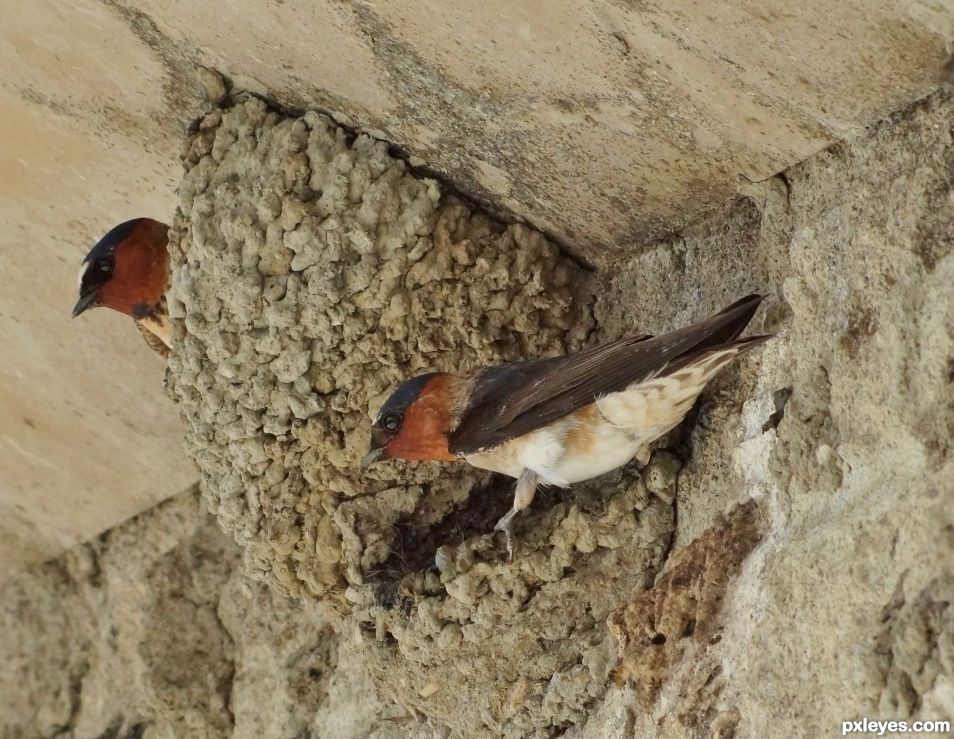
[2,87,951,738]
[0,487,404,739]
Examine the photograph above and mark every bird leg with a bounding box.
[494,468,538,560]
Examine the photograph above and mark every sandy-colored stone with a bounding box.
[0,486,407,739]
[595,89,954,738]
[134,0,953,252]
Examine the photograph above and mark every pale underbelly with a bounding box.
[464,417,646,486]
[550,432,644,484]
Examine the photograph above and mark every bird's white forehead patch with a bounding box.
[76,261,91,294]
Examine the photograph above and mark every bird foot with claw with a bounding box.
[494,511,517,561]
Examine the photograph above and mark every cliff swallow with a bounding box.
[363,295,771,556]
[73,218,171,356]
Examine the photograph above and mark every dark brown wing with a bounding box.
[135,320,170,357]
[449,294,765,455]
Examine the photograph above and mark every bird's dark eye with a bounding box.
[382,413,402,432]
[98,255,115,274]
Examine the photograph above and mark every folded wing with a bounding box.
[449,294,767,455]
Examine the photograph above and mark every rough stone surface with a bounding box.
[609,500,763,709]
[3,82,952,739]
[593,88,954,737]
[0,487,406,739]
[131,0,954,252]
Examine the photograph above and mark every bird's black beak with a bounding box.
[360,446,384,471]
[72,291,97,318]
[361,425,395,471]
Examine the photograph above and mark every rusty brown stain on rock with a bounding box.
[840,301,879,359]
[608,499,763,707]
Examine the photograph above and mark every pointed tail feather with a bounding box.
[661,297,771,376]
[698,294,765,347]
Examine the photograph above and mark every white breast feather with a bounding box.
[76,262,90,293]
[517,422,574,487]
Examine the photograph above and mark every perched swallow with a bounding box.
[363,295,771,556]
[73,218,171,356]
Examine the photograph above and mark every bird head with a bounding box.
[361,372,460,469]
[73,218,170,319]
